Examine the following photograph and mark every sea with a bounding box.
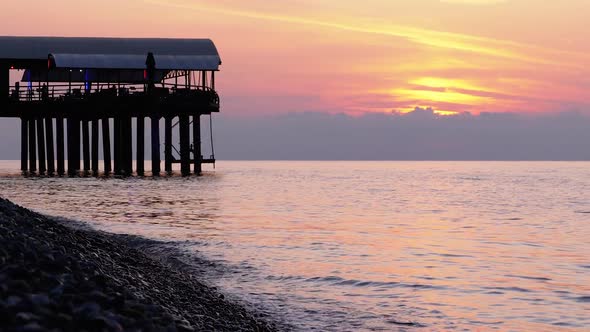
[0,161,588,331]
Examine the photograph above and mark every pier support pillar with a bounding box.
[21,118,28,172]
[67,118,81,176]
[179,115,190,176]
[192,114,202,175]
[82,120,90,172]
[66,118,73,175]
[165,116,173,174]
[113,116,121,175]
[73,119,81,173]
[151,117,161,176]
[56,117,65,176]
[28,119,36,173]
[102,118,112,175]
[136,116,145,176]
[91,119,99,174]
[36,118,46,174]
[123,116,133,175]
[45,117,55,175]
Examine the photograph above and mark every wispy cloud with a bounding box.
[144,0,577,65]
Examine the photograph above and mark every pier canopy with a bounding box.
[1,36,222,107]
[0,36,221,85]
[0,36,221,70]
[48,53,220,70]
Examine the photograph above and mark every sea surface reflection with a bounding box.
[1,161,589,331]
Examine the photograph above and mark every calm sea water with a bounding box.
[0,161,589,331]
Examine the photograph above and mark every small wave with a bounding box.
[459,177,484,181]
[387,320,426,327]
[511,297,545,303]
[306,276,344,283]
[505,274,551,281]
[483,286,532,293]
[574,296,590,303]
[574,211,590,214]
[433,253,474,258]
[265,275,306,282]
[468,320,503,325]
[521,242,543,247]
[485,291,504,295]
[306,277,445,290]
[335,279,361,286]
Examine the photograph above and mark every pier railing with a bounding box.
[6,83,220,109]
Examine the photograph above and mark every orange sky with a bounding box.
[1,0,589,116]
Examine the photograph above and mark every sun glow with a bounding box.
[410,77,496,93]
[397,88,489,104]
[397,107,460,116]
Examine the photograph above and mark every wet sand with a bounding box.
[0,197,279,332]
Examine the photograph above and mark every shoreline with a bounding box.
[0,197,281,331]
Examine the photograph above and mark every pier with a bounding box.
[0,36,221,176]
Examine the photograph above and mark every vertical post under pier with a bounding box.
[82,120,90,172]
[179,115,190,176]
[21,118,28,172]
[102,118,112,175]
[165,117,173,174]
[91,119,99,174]
[56,117,65,176]
[28,119,36,173]
[123,116,133,175]
[113,116,121,175]
[136,116,145,176]
[73,119,81,173]
[45,117,55,175]
[192,114,202,175]
[151,117,161,176]
[66,118,74,175]
[67,118,81,176]
[36,118,46,174]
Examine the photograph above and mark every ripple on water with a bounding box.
[483,286,533,293]
[305,276,447,291]
[504,274,552,282]
[574,296,590,303]
[386,320,426,327]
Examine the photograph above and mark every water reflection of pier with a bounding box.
[0,36,222,176]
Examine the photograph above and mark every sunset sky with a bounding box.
[1,0,589,116]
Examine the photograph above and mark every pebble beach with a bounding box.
[0,197,279,332]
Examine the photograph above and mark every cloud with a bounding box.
[210,109,590,160]
[143,0,573,65]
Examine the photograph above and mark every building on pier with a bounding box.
[0,36,221,176]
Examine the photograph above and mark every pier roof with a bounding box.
[0,36,221,70]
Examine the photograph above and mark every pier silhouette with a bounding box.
[0,36,221,176]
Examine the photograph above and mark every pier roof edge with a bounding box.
[0,36,221,68]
